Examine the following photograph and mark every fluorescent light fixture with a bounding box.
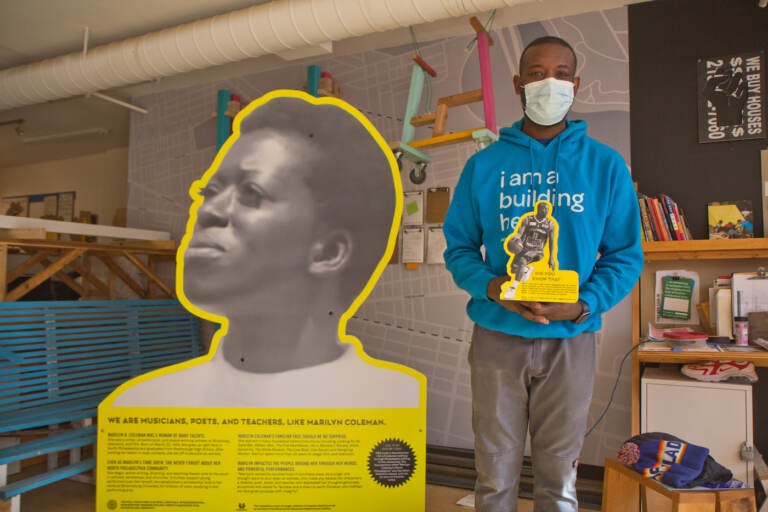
[23,127,110,143]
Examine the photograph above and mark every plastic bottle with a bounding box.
[734,316,749,346]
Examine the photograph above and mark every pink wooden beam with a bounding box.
[470,16,496,134]
[476,30,496,133]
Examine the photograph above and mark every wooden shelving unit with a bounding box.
[630,238,768,434]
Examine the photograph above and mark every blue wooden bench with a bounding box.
[0,299,203,511]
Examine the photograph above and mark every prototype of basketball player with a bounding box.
[502,201,555,300]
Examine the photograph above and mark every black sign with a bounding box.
[697,51,765,143]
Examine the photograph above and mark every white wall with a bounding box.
[0,147,128,225]
[126,8,635,465]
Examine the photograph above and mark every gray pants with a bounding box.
[469,325,596,512]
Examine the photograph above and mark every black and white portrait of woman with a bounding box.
[111,90,423,409]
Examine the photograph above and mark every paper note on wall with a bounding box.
[655,270,700,325]
[426,226,446,264]
[402,227,424,263]
[425,187,450,223]
[403,191,424,225]
[732,271,768,318]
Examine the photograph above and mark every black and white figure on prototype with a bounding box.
[113,91,420,408]
[501,200,555,300]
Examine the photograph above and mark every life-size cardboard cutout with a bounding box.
[500,200,578,303]
[97,90,426,511]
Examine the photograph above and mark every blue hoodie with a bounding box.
[443,119,643,338]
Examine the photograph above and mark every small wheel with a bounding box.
[409,162,427,184]
[393,150,404,171]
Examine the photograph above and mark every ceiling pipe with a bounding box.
[0,0,536,112]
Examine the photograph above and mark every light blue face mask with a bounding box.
[522,77,575,126]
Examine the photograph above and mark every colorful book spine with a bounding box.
[669,200,688,240]
[676,204,693,240]
[643,195,660,241]
[648,197,670,241]
[638,194,655,241]
[660,194,684,240]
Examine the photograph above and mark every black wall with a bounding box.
[629,0,768,239]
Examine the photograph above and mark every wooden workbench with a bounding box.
[1,215,178,301]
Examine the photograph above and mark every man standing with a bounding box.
[443,36,643,511]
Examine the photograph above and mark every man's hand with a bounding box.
[487,276,583,325]
[525,301,583,322]
[487,276,549,324]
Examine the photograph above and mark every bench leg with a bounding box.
[644,487,675,512]
[602,460,641,511]
[0,495,20,512]
[0,464,19,512]
[0,438,19,477]
[68,418,94,484]
[716,488,756,512]
[47,424,61,471]
[675,492,718,512]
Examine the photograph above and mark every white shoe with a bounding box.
[521,265,534,283]
[502,284,518,300]
[681,361,758,383]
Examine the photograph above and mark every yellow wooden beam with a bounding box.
[122,250,175,298]
[6,249,55,283]
[409,128,482,149]
[432,103,449,137]
[39,256,86,297]
[93,252,147,299]
[6,248,84,302]
[67,258,111,297]
[410,112,437,127]
[437,89,483,108]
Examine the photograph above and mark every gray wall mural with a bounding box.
[127,7,632,466]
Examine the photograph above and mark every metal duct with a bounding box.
[0,0,535,111]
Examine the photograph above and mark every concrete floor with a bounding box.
[17,472,592,512]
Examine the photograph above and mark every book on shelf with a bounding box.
[637,192,691,241]
[675,203,693,240]
[649,197,670,240]
[637,193,654,242]
[660,194,685,240]
[707,200,754,239]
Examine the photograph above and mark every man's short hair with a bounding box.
[520,36,578,71]
[238,95,395,304]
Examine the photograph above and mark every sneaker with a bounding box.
[681,361,758,383]
[521,265,534,283]
[502,283,518,300]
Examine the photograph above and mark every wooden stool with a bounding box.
[601,458,756,512]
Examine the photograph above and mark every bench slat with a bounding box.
[0,425,97,464]
[0,299,203,433]
[0,458,95,499]
[0,401,98,432]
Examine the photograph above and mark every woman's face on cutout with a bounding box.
[183,128,320,313]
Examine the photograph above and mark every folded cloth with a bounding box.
[617,432,735,488]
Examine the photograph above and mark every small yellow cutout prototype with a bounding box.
[500,200,579,303]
